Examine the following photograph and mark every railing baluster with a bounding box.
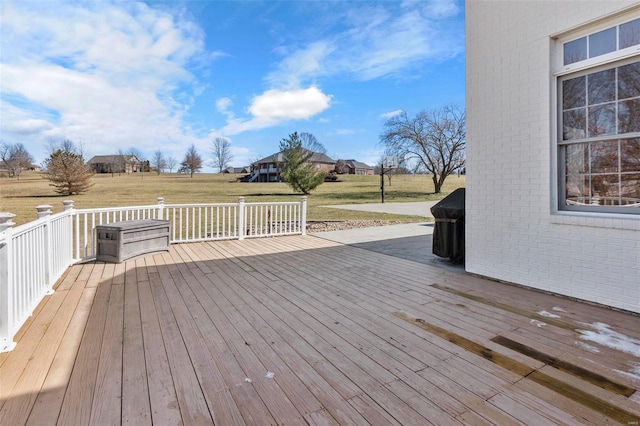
[0,198,307,351]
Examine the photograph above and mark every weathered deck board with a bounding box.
[121,260,152,425]
[89,264,123,425]
[55,262,110,426]
[1,235,638,425]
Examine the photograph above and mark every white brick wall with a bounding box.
[466,1,640,313]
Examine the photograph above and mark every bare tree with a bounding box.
[152,150,166,175]
[126,147,149,176]
[115,149,130,175]
[43,139,94,195]
[211,137,233,173]
[181,144,203,177]
[300,132,327,154]
[0,142,33,179]
[380,105,465,194]
[334,159,349,174]
[166,156,178,173]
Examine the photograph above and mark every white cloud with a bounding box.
[420,0,460,19]
[266,41,334,88]
[249,87,331,120]
[4,118,53,135]
[220,86,332,135]
[266,2,463,87]
[380,109,404,119]
[214,2,462,139]
[216,97,233,114]
[0,1,208,163]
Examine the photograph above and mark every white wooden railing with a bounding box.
[0,208,74,352]
[0,196,307,352]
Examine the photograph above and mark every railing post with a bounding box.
[36,205,54,294]
[61,200,75,272]
[238,197,245,240]
[301,196,307,236]
[36,204,52,219]
[0,213,16,352]
[157,197,165,220]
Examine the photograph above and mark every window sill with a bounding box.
[551,210,640,230]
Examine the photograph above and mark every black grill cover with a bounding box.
[430,188,465,262]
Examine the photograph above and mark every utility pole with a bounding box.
[380,163,385,203]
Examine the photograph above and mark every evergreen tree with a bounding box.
[279,132,325,194]
[43,140,94,195]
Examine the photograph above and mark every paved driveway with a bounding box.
[314,201,463,272]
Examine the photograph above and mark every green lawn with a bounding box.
[0,171,465,226]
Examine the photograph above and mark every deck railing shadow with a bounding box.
[0,197,307,352]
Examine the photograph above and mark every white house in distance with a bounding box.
[466,1,640,313]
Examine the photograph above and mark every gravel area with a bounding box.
[306,219,414,232]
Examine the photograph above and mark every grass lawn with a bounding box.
[0,171,465,226]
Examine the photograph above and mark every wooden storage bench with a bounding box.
[96,219,170,263]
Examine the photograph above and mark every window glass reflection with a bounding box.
[618,61,640,99]
[620,18,640,49]
[564,37,587,65]
[621,174,640,200]
[563,76,586,109]
[621,138,640,172]
[566,143,589,174]
[588,104,616,136]
[588,69,616,105]
[618,99,640,134]
[563,109,586,140]
[589,27,617,57]
[565,173,589,200]
[591,174,620,201]
[590,140,619,173]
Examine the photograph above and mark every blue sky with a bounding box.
[0,0,465,171]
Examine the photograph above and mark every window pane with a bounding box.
[618,61,640,100]
[621,138,640,172]
[589,27,616,58]
[563,108,586,140]
[590,140,618,173]
[565,173,589,202]
[588,68,615,105]
[588,104,616,136]
[564,37,587,65]
[591,174,619,200]
[563,76,586,109]
[565,143,590,205]
[620,18,640,49]
[618,99,640,133]
[621,174,640,201]
[566,143,589,174]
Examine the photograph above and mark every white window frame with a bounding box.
[552,9,640,216]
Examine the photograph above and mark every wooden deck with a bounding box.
[1,234,639,425]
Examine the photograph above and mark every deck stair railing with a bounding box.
[0,196,307,352]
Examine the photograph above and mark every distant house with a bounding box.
[336,159,374,175]
[87,155,141,174]
[251,150,336,182]
[222,166,251,174]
